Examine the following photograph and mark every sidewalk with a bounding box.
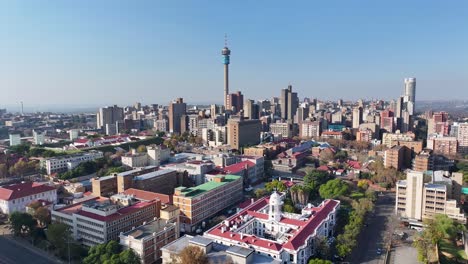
[2,235,63,264]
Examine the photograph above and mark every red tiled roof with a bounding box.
[347,160,362,169]
[224,161,255,174]
[123,188,173,204]
[317,165,331,172]
[0,182,56,201]
[75,139,90,144]
[207,196,339,252]
[283,200,339,250]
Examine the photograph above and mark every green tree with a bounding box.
[84,240,122,264]
[117,249,141,264]
[254,188,268,198]
[136,145,147,153]
[0,164,8,178]
[319,179,349,199]
[46,223,70,255]
[265,180,287,193]
[283,204,295,213]
[9,212,36,236]
[308,258,332,264]
[334,150,348,160]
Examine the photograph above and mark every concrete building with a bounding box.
[168,98,187,135]
[0,182,57,214]
[69,129,80,141]
[280,85,298,121]
[270,121,293,139]
[384,145,411,170]
[147,145,171,167]
[352,107,363,129]
[227,118,261,150]
[120,204,180,264]
[299,121,321,138]
[227,91,244,113]
[356,129,373,142]
[396,140,423,155]
[431,137,458,156]
[173,175,243,232]
[44,150,104,175]
[121,152,149,168]
[412,150,433,172]
[96,105,124,130]
[92,166,189,197]
[203,193,340,264]
[52,195,160,246]
[382,132,416,148]
[396,171,465,223]
[9,133,21,146]
[457,123,468,154]
[222,41,231,109]
[403,78,416,115]
[32,129,46,145]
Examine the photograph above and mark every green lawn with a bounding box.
[439,239,467,263]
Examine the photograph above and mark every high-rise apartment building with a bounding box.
[96,105,124,130]
[396,171,465,223]
[168,98,187,134]
[352,107,363,129]
[299,121,321,138]
[226,91,244,113]
[227,118,261,150]
[280,85,298,121]
[457,123,468,154]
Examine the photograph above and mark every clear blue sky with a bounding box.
[1,1,467,108]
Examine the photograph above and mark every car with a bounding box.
[376,248,382,255]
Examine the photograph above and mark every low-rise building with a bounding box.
[120,204,180,264]
[0,182,57,214]
[203,193,340,264]
[44,150,104,175]
[51,194,160,246]
[121,152,149,168]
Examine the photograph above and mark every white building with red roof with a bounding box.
[0,182,57,214]
[51,194,159,246]
[204,193,340,264]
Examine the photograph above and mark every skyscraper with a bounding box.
[404,78,416,115]
[352,107,363,129]
[168,98,187,134]
[222,39,231,109]
[280,85,298,121]
[96,105,124,130]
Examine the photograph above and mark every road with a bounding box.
[0,236,61,264]
[346,192,396,264]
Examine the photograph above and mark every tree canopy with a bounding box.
[83,240,140,264]
[9,211,36,236]
[308,259,332,264]
[265,179,287,193]
[172,245,208,264]
[319,179,349,199]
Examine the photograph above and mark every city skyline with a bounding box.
[1,1,468,107]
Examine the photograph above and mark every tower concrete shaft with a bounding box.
[222,42,231,110]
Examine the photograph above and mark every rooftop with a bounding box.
[122,218,175,240]
[0,182,56,201]
[175,175,241,198]
[134,169,176,181]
